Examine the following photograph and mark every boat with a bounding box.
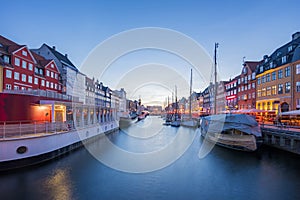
[137,111,149,121]
[199,43,262,151]
[200,114,262,151]
[0,117,119,171]
[181,69,198,128]
[170,86,181,127]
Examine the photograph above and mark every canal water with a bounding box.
[1,116,300,200]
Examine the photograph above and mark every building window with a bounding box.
[28,76,32,83]
[34,77,38,85]
[50,82,53,88]
[55,84,57,89]
[282,56,287,64]
[46,81,49,87]
[296,64,300,74]
[248,84,251,89]
[14,72,19,80]
[41,80,45,86]
[261,88,266,96]
[3,55,9,63]
[248,93,251,99]
[272,85,277,95]
[28,63,33,71]
[288,46,293,52]
[39,69,43,76]
[270,62,273,68]
[272,72,276,81]
[238,87,240,92]
[261,75,265,83]
[266,87,271,96]
[21,87,26,90]
[241,86,244,91]
[278,84,283,94]
[252,72,255,80]
[14,85,19,90]
[257,90,261,97]
[257,77,261,85]
[46,70,50,76]
[297,82,300,92]
[260,66,263,73]
[59,85,61,90]
[278,69,283,79]
[285,66,291,77]
[6,69,12,78]
[252,83,255,89]
[22,74,26,82]
[297,99,300,109]
[5,84,11,90]
[22,50,27,56]
[266,74,270,82]
[51,64,54,68]
[285,82,291,93]
[15,57,20,66]
[51,71,54,78]
[35,67,39,74]
[22,60,27,69]
[238,79,240,84]
[252,92,255,98]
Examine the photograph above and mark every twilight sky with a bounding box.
[2,0,300,105]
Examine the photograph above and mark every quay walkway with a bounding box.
[261,122,300,155]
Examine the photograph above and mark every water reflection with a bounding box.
[43,168,73,200]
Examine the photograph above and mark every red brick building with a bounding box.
[237,61,262,110]
[0,35,62,93]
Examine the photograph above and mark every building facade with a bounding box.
[237,61,261,110]
[256,32,300,114]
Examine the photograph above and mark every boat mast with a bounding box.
[214,43,219,115]
[189,69,192,119]
[175,85,178,119]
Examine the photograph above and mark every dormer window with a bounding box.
[270,61,273,68]
[282,56,287,64]
[260,66,264,73]
[288,46,293,52]
[277,52,282,57]
[3,55,9,63]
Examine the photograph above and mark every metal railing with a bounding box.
[0,121,70,139]
[3,89,80,102]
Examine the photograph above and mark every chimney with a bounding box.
[292,32,300,41]
[52,46,56,50]
[65,54,68,58]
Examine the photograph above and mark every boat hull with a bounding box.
[0,121,119,171]
[201,131,258,152]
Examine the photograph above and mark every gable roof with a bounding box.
[31,50,52,69]
[43,43,78,71]
[0,35,23,54]
[244,61,263,72]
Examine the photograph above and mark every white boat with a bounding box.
[0,121,119,171]
[200,114,262,151]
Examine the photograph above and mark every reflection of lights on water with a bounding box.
[44,169,73,200]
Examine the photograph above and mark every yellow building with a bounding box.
[256,32,300,116]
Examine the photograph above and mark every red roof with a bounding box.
[31,51,52,68]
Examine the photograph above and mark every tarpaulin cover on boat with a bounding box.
[200,114,262,137]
